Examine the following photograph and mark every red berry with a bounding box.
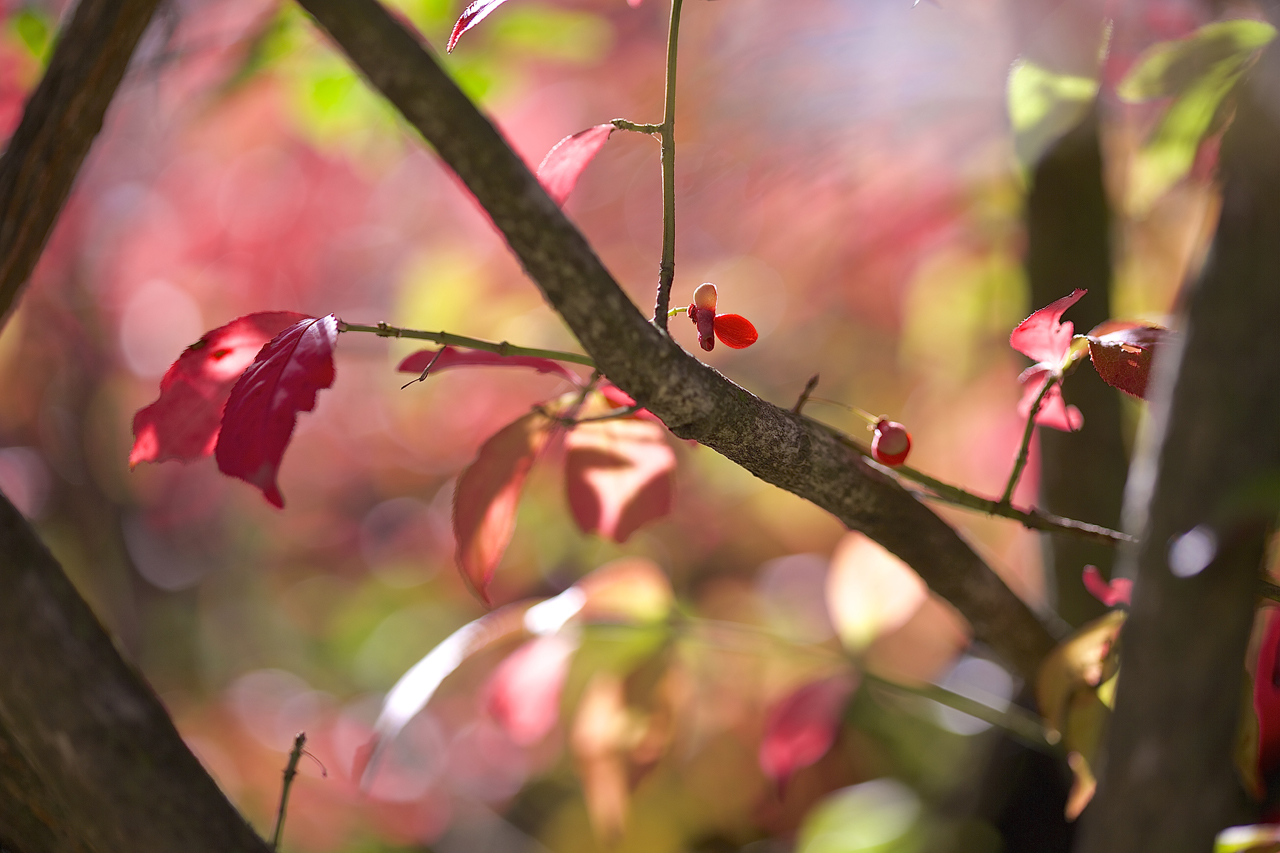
[871,419,911,467]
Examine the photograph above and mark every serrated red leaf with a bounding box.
[537,125,615,207]
[129,312,310,468]
[759,674,857,789]
[1086,322,1170,400]
[397,345,579,383]
[1018,366,1083,432]
[448,0,510,52]
[454,412,552,604]
[1082,565,1132,608]
[565,419,674,543]
[713,313,759,349]
[214,315,339,508]
[1010,288,1086,365]
[485,634,577,745]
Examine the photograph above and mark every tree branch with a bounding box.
[0,0,162,324]
[293,0,1058,680]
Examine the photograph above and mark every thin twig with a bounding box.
[1001,375,1056,505]
[612,118,661,135]
[400,346,444,389]
[792,374,819,414]
[271,732,307,851]
[560,404,643,425]
[653,0,684,329]
[338,320,596,367]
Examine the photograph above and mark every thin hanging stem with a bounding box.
[338,320,596,368]
[1001,375,1057,505]
[271,732,307,851]
[653,0,684,330]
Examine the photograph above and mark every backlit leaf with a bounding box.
[1117,20,1275,102]
[397,345,580,383]
[214,315,338,508]
[1010,288,1086,365]
[1081,565,1133,608]
[826,532,927,652]
[1007,59,1098,167]
[759,673,857,790]
[564,418,675,543]
[1086,321,1170,399]
[1018,368,1084,432]
[575,557,674,624]
[537,124,615,206]
[485,633,577,745]
[129,312,309,467]
[454,411,552,604]
[1217,823,1280,853]
[598,383,661,424]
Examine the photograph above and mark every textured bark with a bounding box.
[1025,111,1128,629]
[0,0,162,324]
[1076,44,1280,853]
[294,0,1058,680]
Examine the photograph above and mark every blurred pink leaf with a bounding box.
[397,345,579,383]
[1010,288,1086,365]
[1017,367,1083,432]
[454,411,552,604]
[1085,321,1171,400]
[129,311,309,467]
[485,634,578,745]
[759,674,857,789]
[565,419,675,543]
[576,556,674,623]
[826,531,928,651]
[449,0,510,52]
[537,125,615,207]
[1081,565,1132,608]
[214,315,339,508]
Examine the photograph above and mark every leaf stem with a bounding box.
[1001,375,1057,505]
[653,0,684,330]
[612,118,662,135]
[338,320,596,368]
[271,732,307,851]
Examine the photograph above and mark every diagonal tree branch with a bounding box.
[293,0,1058,679]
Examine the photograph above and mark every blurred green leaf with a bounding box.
[1217,824,1280,853]
[1117,19,1275,102]
[489,6,614,64]
[797,778,926,853]
[1006,59,1097,167]
[11,8,51,62]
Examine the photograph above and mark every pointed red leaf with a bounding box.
[713,313,759,349]
[1086,322,1170,400]
[214,315,339,508]
[397,346,579,383]
[565,418,674,543]
[1255,610,1280,780]
[130,312,310,467]
[537,125,615,207]
[485,634,577,745]
[454,412,552,604]
[759,674,857,789]
[1010,288,1086,365]
[1082,565,1133,608]
[449,0,510,52]
[1018,367,1083,432]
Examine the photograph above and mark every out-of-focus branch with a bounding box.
[1077,44,1280,853]
[293,0,1059,680]
[0,0,162,324]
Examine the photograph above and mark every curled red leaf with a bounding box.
[1086,321,1170,400]
[565,419,675,543]
[397,346,579,383]
[1082,565,1133,608]
[485,634,577,745]
[454,412,552,604]
[537,125,615,207]
[1018,366,1084,432]
[214,315,339,508]
[759,674,857,790]
[129,312,310,467]
[713,313,759,349]
[448,0,511,52]
[1010,288,1086,365]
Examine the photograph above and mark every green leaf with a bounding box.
[797,778,926,853]
[1216,824,1280,853]
[1007,59,1098,167]
[10,9,51,62]
[1117,19,1275,103]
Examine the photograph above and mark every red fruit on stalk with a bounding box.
[871,419,911,467]
[687,283,758,352]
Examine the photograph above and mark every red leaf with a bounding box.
[454,412,552,604]
[130,312,310,467]
[449,0,510,52]
[214,315,339,508]
[713,313,759,349]
[1255,610,1280,781]
[598,383,661,424]
[1018,367,1083,432]
[1010,289,1086,365]
[1086,322,1170,400]
[759,674,857,789]
[1082,565,1132,608]
[397,346,579,383]
[485,634,577,745]
[565,419,674,543]
[537,125,615,207]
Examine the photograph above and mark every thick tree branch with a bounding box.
[0,0,162,323]
[294,0,1058,679]
[1077,45,1280,853]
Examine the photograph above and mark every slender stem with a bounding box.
[653,0,684,330]
[1001,375,1057,505]
[792,374,820,414]
[338,320,596,368]
[271,732,307,851]
[808,396,880,426]
[612,118,662,135]
[562,404,643,425]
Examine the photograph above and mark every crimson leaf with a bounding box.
[1010,288,1086,365]
[215,315,339,508]
[130,312,310,467]
[1085,321,1170,399]
[759,674,857,790]
[537,125,615,207]
[397,345,579,383]
[448,0,509,52]
[564,419,674,543]
[484,634,576,745]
